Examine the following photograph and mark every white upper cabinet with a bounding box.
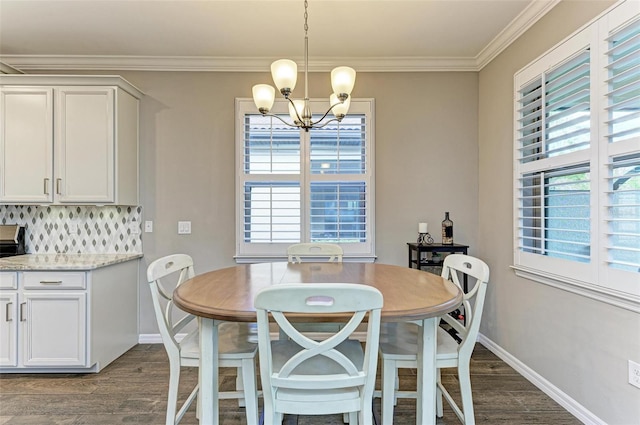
[0,76,142,205]
[0,87,53,203]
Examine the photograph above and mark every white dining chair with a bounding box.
[285,243,345,337]
[254,283,383,425]
[287,242,343,263]
[147,254,259,425]
[378,254,490,425]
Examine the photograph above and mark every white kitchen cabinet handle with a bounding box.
[19,302,26,322]
[56,178,62,195]
[5,302,12,322]
[40,280,63,285]
[44,178,50,195]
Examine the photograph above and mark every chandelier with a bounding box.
[251,0,356,131]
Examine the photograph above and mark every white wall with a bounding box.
[478,1,640,423]
[103,70,479,335]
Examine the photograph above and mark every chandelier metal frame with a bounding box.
[251,0,356,131]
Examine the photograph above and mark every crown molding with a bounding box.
[0,54,479,72]
[0,61,24,74]
[476,0,561,70]
[0,1,559,73]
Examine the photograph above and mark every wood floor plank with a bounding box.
[0,343,581,424]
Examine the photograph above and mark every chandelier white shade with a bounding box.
[251,0,356,131]
[271,59,298,94]
[331,66,357,99]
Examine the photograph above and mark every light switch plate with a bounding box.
[144,221,153,233]
[630,360,640,389]
[178,221,191,234]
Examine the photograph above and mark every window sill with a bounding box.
[235,255,377,264]
[511,265,640,313]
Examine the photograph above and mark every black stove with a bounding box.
[0,225,26,258]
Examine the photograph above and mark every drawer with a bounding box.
[0,272,18,290]
[23,272,86,290]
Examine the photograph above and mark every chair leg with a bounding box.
[381,358,396,425]
[348,411,358,425]
[166,361,181,425]
[240,358,259,425]
[361,394,374,425]
[236,366,245,407]
[458,363,475,425]
[436,367,444,418]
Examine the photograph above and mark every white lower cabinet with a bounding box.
[21,291,87,367]
[0,260,138,372]
[0,291,18,366]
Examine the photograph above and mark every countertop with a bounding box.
[0,253,143,271]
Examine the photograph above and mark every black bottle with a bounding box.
[442,212,453,245]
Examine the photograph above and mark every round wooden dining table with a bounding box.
[173,261,463,425]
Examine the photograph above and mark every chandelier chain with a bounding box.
[304,0,309,34]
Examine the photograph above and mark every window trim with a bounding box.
[234,97,376,261]
[512,0,640,311]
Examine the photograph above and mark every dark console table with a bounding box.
[407,242,469,269]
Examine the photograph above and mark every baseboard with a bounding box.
[477,333,605,425]
[138,333,164,344]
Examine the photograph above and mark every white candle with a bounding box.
[418,222,428,233]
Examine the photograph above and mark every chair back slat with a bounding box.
[441,254,490,358]
[147,254,197,350]
[287,243,344,263]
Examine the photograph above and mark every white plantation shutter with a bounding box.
[544,49,591,157]
[243,182,300,243]
[603,14,640,279]
[308,115,368,243]
[517,78,544,163]
[606,154,640,271]
[604,17,640,144]
[514,1,640,302]
[236,98,375,258]
[519,164,591,262]
[516,42,592,271]
[517,49,591,165]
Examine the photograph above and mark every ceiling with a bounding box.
[0,0,559,72]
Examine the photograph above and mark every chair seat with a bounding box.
[379,322,460,361]
[180,322,258,360]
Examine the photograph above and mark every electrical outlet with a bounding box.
[144,220,153,233]
[178,221,191,235]
[629,360,640,389]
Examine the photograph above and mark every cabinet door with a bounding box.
[55,87,114,203]
[0,292,18,367]
[0,87,54,203]
[21,292,87,367]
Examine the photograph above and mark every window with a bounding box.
[235,98,375,260]
[514,0,639,307]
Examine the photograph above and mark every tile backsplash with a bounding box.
[0,205,142,254]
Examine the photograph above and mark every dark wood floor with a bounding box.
[0,343,582,425]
